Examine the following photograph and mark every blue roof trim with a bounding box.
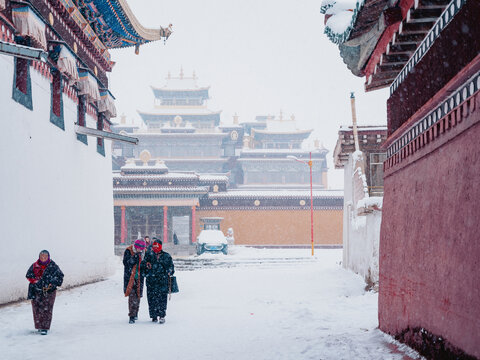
[92,0,146,48]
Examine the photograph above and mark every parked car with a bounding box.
[196,229,228,255]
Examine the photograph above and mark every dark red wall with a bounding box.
[387,0,480,135]
[379,104,480,358]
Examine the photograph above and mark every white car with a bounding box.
[196,229,228,255]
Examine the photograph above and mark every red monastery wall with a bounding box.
[379,92,480,358]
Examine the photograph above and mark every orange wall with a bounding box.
[196,209,342,245]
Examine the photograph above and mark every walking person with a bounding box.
[26,250,64,335]
[141,239,175,324]
[123,239,146,324]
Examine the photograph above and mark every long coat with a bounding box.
[26,261,64,300]
[123,246,144,296]
[141,251,175,293]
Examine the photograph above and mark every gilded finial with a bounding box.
[180,66,184,79]
[233,113,239,124]
[192,70,196,79]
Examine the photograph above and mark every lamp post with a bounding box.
[287,152,314,256]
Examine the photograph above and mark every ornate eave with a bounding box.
[83,0,171,49]
[322,0,453,91]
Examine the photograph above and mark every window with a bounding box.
[97,114,105,156]
[76,95,88,145]
[12,57,33,109]
[49,70,64,130]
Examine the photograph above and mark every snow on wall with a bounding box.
[0,54,115,304]
[342,153,381,287]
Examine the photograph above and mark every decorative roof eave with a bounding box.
[321,0,455,91]
[116,0,171,42]
[92,0,172,49]
[320,0,367,45]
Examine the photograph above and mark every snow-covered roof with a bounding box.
[113,186,209,193]
[114,172,199,180]
[209,190,344,198]
[138,108,221,116]
[339,125,387,132]
[320,0,364,44]
[133,132,228,138]
[198,174,229,182]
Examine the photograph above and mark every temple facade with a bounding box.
[112,72,341,247]
[322,0,479,357]
[0,0,170,304]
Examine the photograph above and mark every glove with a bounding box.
[43,284,52,294]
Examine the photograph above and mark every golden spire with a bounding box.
[233,113,239,124]
[179,66,184,79]
[279,110,283,121]
[192,70,196,79]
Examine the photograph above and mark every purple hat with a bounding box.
[134,239,146,250]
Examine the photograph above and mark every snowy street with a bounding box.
[1,248,421,360]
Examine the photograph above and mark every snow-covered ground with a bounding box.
[0,248,422,360]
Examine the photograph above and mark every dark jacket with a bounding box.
[141,251,175,293]
[123,246,144,296]
[26,260,64,300]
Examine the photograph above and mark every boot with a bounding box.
[40,329,48,335]
[129,317,135,324]
[158,317,165,324]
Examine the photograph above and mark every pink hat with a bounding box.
[134,239,146,250]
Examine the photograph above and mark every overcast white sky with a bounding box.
[108,0,389,188]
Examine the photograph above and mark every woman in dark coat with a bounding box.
[26,250,64,335]
[123,239,146,324]
[141,239,174,324]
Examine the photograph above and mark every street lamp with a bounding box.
[287,152,314,256]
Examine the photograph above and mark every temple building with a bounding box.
[0,0,170,304]
[112,70,242,177]
[322,0,479,358]
[112,71,342,247]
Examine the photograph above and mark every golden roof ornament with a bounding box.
[139,150,152,165]
[179,66,184,79]
[233,113,239,124]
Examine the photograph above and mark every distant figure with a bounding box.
[226,228,235,245]
[123,239,146,324]
[173,232,179,245]
[141,239,175,324]
[144,236,151,247]
[26,250,64,335]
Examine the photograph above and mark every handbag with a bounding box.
[169,275,179,294]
